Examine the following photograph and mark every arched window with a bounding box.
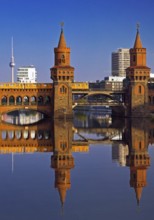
[1,131,7,140]
[61,54,65,63]
[23,130,29,139]
[9,96,15,105]
[139,141,142,150]
[30,130,36,139]
[149,96,152,104]
[2,96,7,105]
[60,141,67,152]
[15,131,22,139]
[133,55,136,62]
[38,96,43,105]
[59,85,67,94]
[44,131,50,139]
[23,96,29,105]
[38,131,43,139]
[30,96,37,105]
[44,96,51,104]
[138,85,142,94]
[16,96,22,105]
[8,131,14,140]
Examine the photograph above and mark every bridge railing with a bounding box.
[88,88,125,92]
[0,83,53,89]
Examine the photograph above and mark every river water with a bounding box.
[0,111,153,220]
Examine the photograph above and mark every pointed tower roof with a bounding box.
[58,28,67,48]
[58,187,67,206]
[135,186,143,205]
[134,28,143,49]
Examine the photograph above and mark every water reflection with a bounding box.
[0,112,154,219]
[1,109,44,125]
[125,119,150,205]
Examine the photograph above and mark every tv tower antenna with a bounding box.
[9,37,15,83]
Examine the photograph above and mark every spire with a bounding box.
[58,23,67,48]
[134,24,143,48]
[58,187,67,206]
[135,186,143,206]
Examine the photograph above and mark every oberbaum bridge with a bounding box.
[0,26,154,119]
[0,26,154,206]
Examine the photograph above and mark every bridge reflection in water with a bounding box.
[1,109,45,126]
[0,112,153,213]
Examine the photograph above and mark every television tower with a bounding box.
[9,37,15,83]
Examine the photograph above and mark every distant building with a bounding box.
[112,48,130,77]
[17,65,37,83]
[104,76,125,91]
[112,143,129,167]
[89,80,105,90]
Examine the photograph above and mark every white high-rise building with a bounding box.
[17,65,37,83]
[112,48,130,77]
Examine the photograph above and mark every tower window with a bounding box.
[60,85,67,94]
[133,55,136,62]
[61,55,65,63]
[139,141,142,149]
[60,141,67,151]
[139,85,142,94]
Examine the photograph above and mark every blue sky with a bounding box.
[0,0,154,82]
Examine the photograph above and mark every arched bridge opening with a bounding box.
[73,92,123,106]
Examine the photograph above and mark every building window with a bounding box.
[38,96,43,105]
[139,141,142,149]
[44,96,51,104]
[30,96,37,105]
[9,96,15,105]
[60,85,67,94]
[23,96,29,105]
[16,96,22,105]
[139,85,142,94]
[60,141,67,151]
[149,96,152,104]
[1,96,7,105]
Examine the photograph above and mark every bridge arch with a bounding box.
[38,96,43,105]
[16,96,22,105]
[23,130,29,139]
[45,96,51,104]
[76,93,120,103]
[15,130,22,139]
[23,96,29,105]
[9,96,15,105]
[2,96,7,105]
[30,96,37,105]
[8,130,14,140]
[30,130,36,139]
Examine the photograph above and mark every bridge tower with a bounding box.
[126,119,150,205]
[126,26,150,117]
[51,26,74,118]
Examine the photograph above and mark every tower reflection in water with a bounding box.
[0,112,153,207]
[125,119,150,205]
